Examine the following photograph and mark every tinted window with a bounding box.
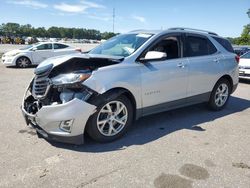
[147,36,180,59]
[234,48,249,56]
[212,37,234,53]
[54,43,68,49]
[185,36,217,57]
[36,43,52,50]
[241,51,250,59]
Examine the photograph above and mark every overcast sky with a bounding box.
[0,0,249,37]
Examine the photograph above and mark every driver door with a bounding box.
[139,34,188,114]
[31,43,53,64]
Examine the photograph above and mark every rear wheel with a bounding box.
[86,95,133,142]
[16,57,31,68]
[208,78,231,111]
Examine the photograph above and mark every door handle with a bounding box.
[177,62,185,68]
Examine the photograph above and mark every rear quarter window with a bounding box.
[54,43,69,49]
[184,35,217,57]
[212,37,234,53]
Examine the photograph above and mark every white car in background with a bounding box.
[239,51,250,80]
[1,42,81,68]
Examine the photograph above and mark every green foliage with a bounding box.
[238,24,250,45]
[101,32,116,40]
[0,22,117,40]
[228,24,250,45]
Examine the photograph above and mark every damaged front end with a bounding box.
[21,55,123,144]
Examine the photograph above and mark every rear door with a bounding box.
[184,34,223,98]
[53,43,77,56]
[139,34,189,112]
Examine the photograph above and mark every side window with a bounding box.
[184,36,217,57]
[54,43,68,49]
[212,37,234,53]
[147,36,180,60]
[36,43,52,50]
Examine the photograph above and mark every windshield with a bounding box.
[20,42,40,50]
[89,33,153,57]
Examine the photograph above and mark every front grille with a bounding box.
[32,71,51,99]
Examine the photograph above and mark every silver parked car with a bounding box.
[21,28,239,144]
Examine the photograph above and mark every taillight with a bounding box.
[75,48,82,52]
[235,55,240,63]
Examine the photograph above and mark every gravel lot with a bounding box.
[0,44,250,188]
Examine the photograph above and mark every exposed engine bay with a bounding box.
[23,55,123,116]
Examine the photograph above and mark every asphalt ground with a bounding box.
[0,44,250,188]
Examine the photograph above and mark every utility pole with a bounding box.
[112,8,115,33]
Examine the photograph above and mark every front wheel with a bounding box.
[208,78,231,111]
[16,57,31,68]
[86,95,133,142]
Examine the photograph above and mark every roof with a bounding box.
[129,27,219,37]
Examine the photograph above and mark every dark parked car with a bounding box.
[234,47,250,56]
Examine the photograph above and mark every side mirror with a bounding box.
[31,47,37,51]
[140,51,167,62]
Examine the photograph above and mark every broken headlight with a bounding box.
[51,72,91,86]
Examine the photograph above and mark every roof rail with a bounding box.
[168,27,218,36]
[129,29,145,32]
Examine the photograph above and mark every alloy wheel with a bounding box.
[97,101,128,137]
[214,83,229,107]
[17,57,29,68]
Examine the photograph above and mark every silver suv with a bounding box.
[21,28,239,144]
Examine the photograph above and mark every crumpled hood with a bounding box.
[36,54,77,69]
[37,53,124,68]
[35,53,124,75]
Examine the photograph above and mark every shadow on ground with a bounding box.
[239,79,250,84]
[48,96,250,152]
[6,65,37,69]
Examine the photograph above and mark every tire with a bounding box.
[16,57,31,68]
[86,95,133,143]
[208,78,231,111]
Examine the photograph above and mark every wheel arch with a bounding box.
[102,87,137,120]
[84,87,137,141]
[216,75,233,93]
[16,55,32,66]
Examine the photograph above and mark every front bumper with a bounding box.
[21,89,96,145]
[239,68,250,80]
[1,55,16,66]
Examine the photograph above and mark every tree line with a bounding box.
[0,22,116,40]
[0,22,249,45]
[227,24,250,45]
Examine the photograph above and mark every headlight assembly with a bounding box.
[51,72,91,86]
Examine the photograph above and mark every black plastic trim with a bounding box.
[137,92,211,117]
[231,83,238,94]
